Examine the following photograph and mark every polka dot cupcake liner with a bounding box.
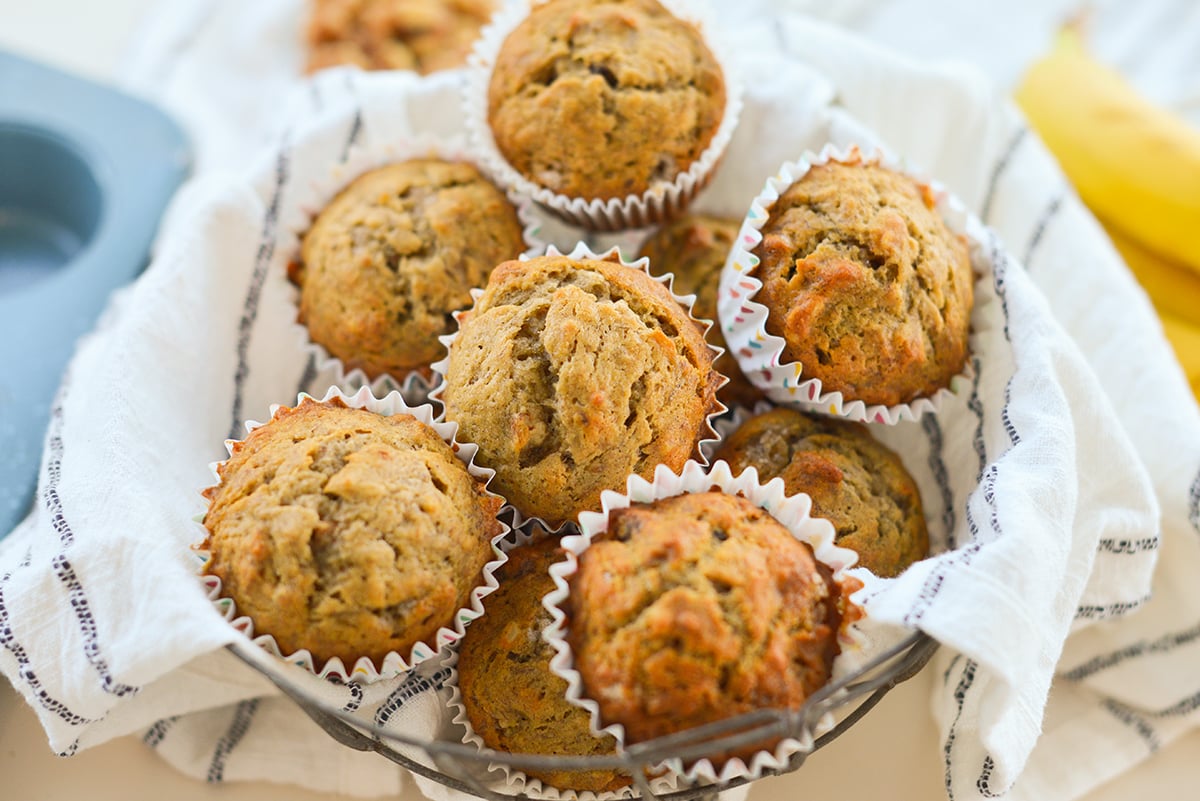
[716,143,994,424]
[279,129,547,406]
[195,385,510,684]
[541,459,875,787]
[462,0,743,232]
[429,241,729,535]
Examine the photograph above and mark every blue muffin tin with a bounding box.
[0,52,190,538]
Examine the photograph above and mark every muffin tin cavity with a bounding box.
[0,125,102,293]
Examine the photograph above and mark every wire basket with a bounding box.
[227,630,937,800]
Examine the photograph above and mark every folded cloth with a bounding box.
[763,14,1200,801]
[0,3,1193,801]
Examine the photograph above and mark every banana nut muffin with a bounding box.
[292,159,526,381]
[201,398,503,666]
[567,491,849,746]
[638,214,761,408]
[714,407,928,577]
[752,160,974,406]
[458,538,628,793]
[307,0,497,75]
[440,253,720,526]
[487,0,726,200]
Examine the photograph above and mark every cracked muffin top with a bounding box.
[486,0,726,200]
[293,159,526,381]
[638,213,761,409]
[752,160,974,406]
[440,253,719,526]
[567,491,847,745]
[458,537,628,793]
[200,398,503,666]
[714,407,928,577]
[307,0,497,75]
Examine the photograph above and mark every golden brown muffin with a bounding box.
[567,491,848,747]
[487,0,726,201]
[752,160,974,406]
[714,408,928,577]
[458,538,628,792]
[307,0,497,75]
[201,398,503,666]
[638,214,761,408]
[441,253,719,526]
[292,159,526,381]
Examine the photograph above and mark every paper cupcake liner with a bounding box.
[698,399,776,465]
[442,527,648,800]
[716,144,993,424]
[541,459,874,787]
[281,132,547,405]
[429,241,729,535]
[462,0,743,232]
[196,384,511,683]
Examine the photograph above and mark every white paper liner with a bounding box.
[716,143,992,424]
[429,241,729,535]
[462,0,743,232]
[442,527,643,800]
[698,399,775,465]
[282,132,547,405]
[542,459,875,787]
[196,384,511,683]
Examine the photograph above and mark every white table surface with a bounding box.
[0,2,1196,799]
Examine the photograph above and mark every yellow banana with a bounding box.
[1105,224,1200,329]
[1159,313,1200,401]
[1110,227,1200,400]
[1015,24,1200,276]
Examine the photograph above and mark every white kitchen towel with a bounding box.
[762,15,1200,801]
[0,3,1194,801]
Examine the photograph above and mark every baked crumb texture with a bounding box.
[458,538,630,793]
[307,0,497,75]
[441,254,719,526]
[201,399,503,666]
[638,213,762,408]
[753,162,974,406]
[294,159,525,380]
[568,492,843,746]
[715,407,929,577]
[487,0,726,200]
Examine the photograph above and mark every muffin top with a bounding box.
[714,407,928,577]
[307,0,497,75]
[441,253,719,526]
[638,214,761,408]
[294,159,525,380]
[752,161,974,406]
[201,399,503,666]
[458,538,628,793]
[487,0,726,200]
[567,491,845,745]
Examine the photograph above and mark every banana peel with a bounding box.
[1107,226,1200,400]
[1017,23,1200,402]
[1106,224,1200,330]
[1160,314,1200,401]
[1015,24,1200,276]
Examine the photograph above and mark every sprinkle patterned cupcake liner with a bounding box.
[196,384,511,684]
[429,241,729,535]
[542,459,874,786]
[280,131,546,405]
[716,143,993,424]
[462,0,743,232]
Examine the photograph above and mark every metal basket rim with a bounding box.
[225,629,938,800]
